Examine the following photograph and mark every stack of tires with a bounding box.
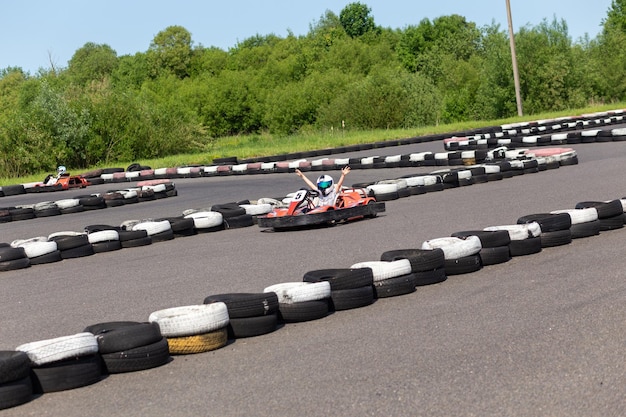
[148,304,230,355]
[203,293,280,339]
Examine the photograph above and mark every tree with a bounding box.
[603,0,626,34]
[147,25,193,79]
[339,2,376,38]
[67,42,118,85]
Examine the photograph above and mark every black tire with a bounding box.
[158,217,196,236]
[479,246,511,265]
[516,213,572,232]
[330,286,375,311]
[0,351,31,384]
[444,254,482,275]
[509,237,542,256]
[278,299,329,323]
[211,202,246,218]
[228,314,279,338]
[92,240,122,253]
[60,205,85,214]
[120,236,153,248]
[0,376,33,410]
[8,208,35,221]
[29,250,63,265]
[203,293,279,318]
[1,185,25,196]
[79,196,107,210]
[598,214,625,231]
[99,338,170,374]
[575,200,623,219]
[117,229,148,241]
[540,230,572,247]
[30,355,102,393]
[51,234,89,251]
[302,268,374,290]
[0,258,31,272]
[380,248,445,272]
[34,207,61,217]
[150,229,175,243]
[223,214,255,229]
[373,274,416,298]
[451,230,511,248]
[413,267,447,286]
[0,246,27,262]
[84,322,163,354]
[60,243,95,259]
[570,220,601,239]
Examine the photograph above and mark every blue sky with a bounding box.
[1,0,613,74]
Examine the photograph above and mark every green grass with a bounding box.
[1,103,624,187]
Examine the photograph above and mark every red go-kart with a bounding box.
[257,187,385,230]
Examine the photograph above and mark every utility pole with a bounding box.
[506,0,523,116]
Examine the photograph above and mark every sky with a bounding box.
[1,0,614,74]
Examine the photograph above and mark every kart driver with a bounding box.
[295,165,351,206]
[44,165,67,185]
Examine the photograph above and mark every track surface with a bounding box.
[0,140,625,417]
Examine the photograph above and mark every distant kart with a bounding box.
[35,173,90,191]
[257,187,385,231]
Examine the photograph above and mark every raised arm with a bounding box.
[295,169,317,190]
[335,166,351,190]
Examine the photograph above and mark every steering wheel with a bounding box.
[295,188,318,210]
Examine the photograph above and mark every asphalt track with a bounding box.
[0,139,624,417]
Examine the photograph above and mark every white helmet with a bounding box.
[316,175,334,196]
[57,165,67,175]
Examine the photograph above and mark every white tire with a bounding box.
[177,167,192,175]
[350,259,412,282]
[54,198,80,209]
[143,183,166,193]
[263,281,331,304]
[484,222,541,240]
[366,183,398,196]
[239,203,273,216]
[87,229,120,243]
[360,156,375,165]
[16,332,99,366]
[11,236,48,247]
[550,208,598,224]
[14,241,58,258]
[421,236,482,260]
[48,231,86,239]
[384,155,402,163]
[184,211,223,229]
[203,166,219,174]
[132,220,171,235]
[154,168,168,175]
[231,164,248,172]
[409,152,432,162]
[404,176,425,187]
[34,201,58,211]
[148,303,230,337]
[422,175,439,186]
[125,171,140,179]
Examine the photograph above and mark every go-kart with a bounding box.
[34,173,91,192]
[257,187,385,230]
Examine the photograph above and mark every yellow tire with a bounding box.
[166,327,227,355]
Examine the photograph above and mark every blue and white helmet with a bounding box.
[316,175,334,196]
[57,165,67,175]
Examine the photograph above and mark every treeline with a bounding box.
[1,1,626,177]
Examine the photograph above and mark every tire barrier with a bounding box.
[3,176,626,410]
[0,182,178,223]
[1,109,623,199]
